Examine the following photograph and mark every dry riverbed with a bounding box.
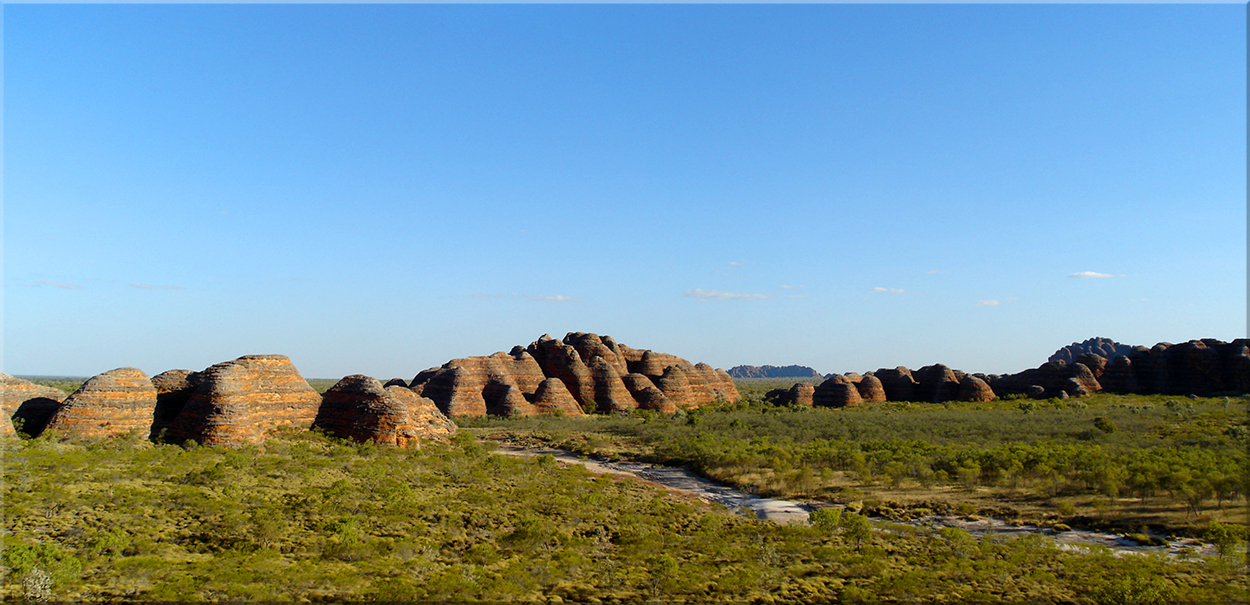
[492,442,1219,559]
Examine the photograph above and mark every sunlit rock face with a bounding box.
[410,332,741,418]
[43,367,157,439]
[314,374,455,447]
[0,373,67,437]
[166,355,322,447]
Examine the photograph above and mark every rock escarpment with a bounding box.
[0,373,67,437]
[774,337,1249,407]
[43,368,157,439]
[314,375,455,447]
[167,355,322,447]
[410,332,739,417]
[727,365,822,379]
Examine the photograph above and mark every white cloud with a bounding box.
[871,287,904,294]
[975,300,1000,306]
[684,289,769,301]
[1069,271,1113,279]
[36,280,83,290]
[728,260,750,267]
[533,295,572,302]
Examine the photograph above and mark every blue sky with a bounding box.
[4,4,1246,380]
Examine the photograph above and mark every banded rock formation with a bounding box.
[411,332,739,417]
[150,369,200,440]
[43,367,157,439]
[314,375,455,447]
[167,355,322,447]
[0,373,66,437]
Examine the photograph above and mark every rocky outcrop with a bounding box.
[914,365,961,403]
[813,375,863,408]
[531,378,584,416]
[413,332,739,417]
[1050,337,1134,366]
[166,355,322,447]
[0,374,66,437]
[874,368,917,402]
[621,374,675,413]
[43,368,158,439]
[727,365,822,379]
[957,375,995,402]
[855,374,887,403]
[314,375,455,447]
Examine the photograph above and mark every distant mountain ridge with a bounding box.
[727,365,823,379]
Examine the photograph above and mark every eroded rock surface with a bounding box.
[412,332,740,417]
[167,355,321,447]
[44,367,157,439]
[314,375,455,447]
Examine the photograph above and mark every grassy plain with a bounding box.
[4,429,1247,602]
[460,385,1250,539]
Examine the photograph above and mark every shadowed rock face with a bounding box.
[314,375,455,447]
[621,374,675,413]
[167,355,321,447]
[44,367,158,439]
[414,332,740,417]
[914,365,961,403]
[150,370,201,441]
[874,368,917,402]
[0,373,67,437]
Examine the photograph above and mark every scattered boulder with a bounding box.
[166,355,322,447]
[0,373,67,437]
[314,375,455,447]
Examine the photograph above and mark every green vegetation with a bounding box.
[17,376,88,396]
[461,390,1250,537]
[4,428,1246,602]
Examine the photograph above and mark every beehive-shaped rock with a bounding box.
[167,355,321,447]
[589,356,636,413]
[813,376,862,408]
[314,375,455,447]
[531,378,584,416]
[0,373,66,437]
[621,373,675,413]
[874,367,917,402]
[957,375,996,402]
[855,374,887,403]
[44,367,157,439]
[914,364,961,403]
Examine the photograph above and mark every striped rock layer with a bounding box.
[43,367,157,439]
[410,332,740,418]
[314,375,455,447]
[0,373,66,437]
[167,355,321,447]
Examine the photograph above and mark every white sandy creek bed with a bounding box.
[492,444,1217,559]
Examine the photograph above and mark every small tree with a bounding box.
[841,512,872,552]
